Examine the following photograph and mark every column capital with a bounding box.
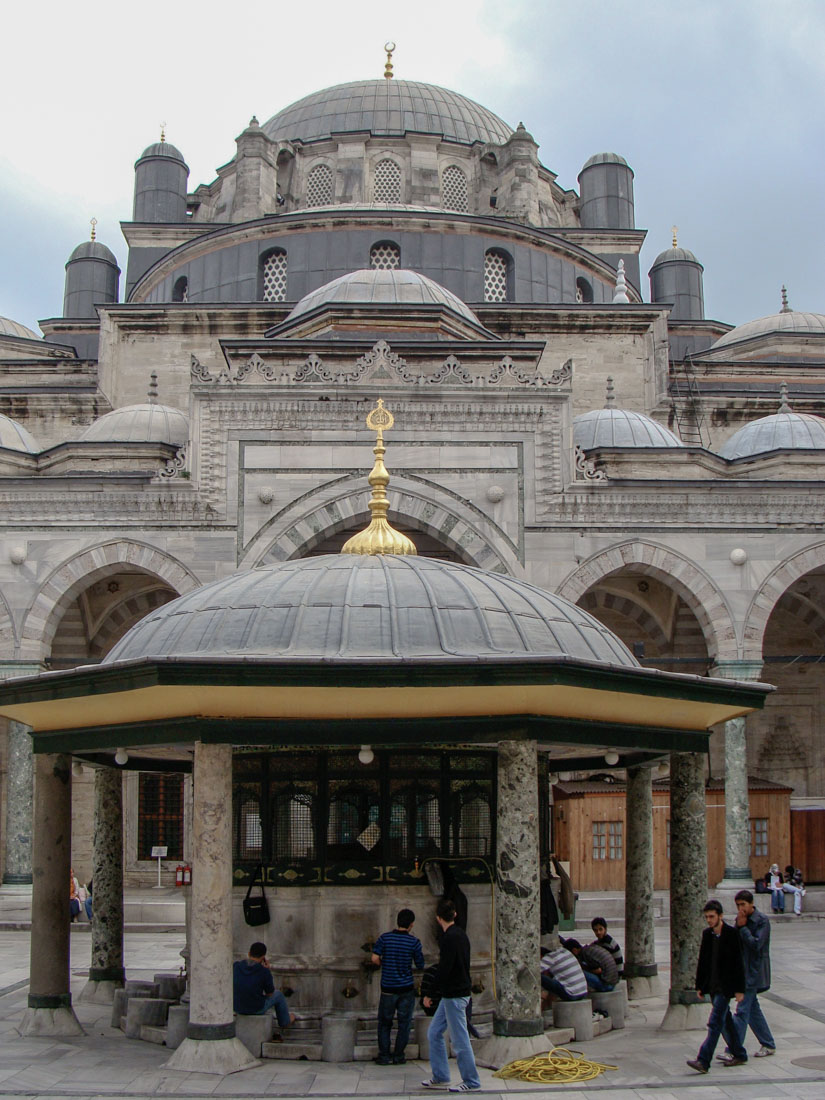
[710,659,764,682]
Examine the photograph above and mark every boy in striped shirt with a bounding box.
[589,917,624,975]
[371,908,425,1064]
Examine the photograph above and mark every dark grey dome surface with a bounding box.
[651,246,700,267]
[286,269,481,326]
[104,554,638,668]
[138,141,187,164]
[718,410,825,459]
[712,309,825,350]
[263,80,513,146]
[574,408,684,449]
[581,152,630,171]
[67,240,119,266]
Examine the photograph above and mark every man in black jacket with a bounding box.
[686,900,747,1074]
[421,898,480,1092]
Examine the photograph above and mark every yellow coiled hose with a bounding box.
[493,1046,617,1084]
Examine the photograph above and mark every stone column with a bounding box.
[81,766,124,1003]
[661,751,708,1030]
[624,765,660,999]
[20,753,83,1035]
[165,742,256,1073]
[476,739,545,1066]
[3,721,33,885]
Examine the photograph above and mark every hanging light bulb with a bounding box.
[605,751,620,766]
[358,744,374,765]
[71,760,84,777]
[114,748,129,766]
[657,761,670,777]
[548,773,560,785]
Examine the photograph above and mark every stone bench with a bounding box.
[589,989,625,1029]
[153,972,186,1001]
[166,1003,189,1049]
[552,998,594,1041]
[322,1011,358,1061]
[111,987,153,1029]
[124,997,174,1039]
[235,1013,275,1057]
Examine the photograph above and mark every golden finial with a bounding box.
[341,399,417,556]
[671,225,678,248]
[160,121,167,143]
[90,217,97,241]
[384,41,396,79]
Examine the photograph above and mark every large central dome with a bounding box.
[262,79,513,147]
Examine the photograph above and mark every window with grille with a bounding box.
[750,817,768,858]
[370,241,401,270]
[373,158,402,203]
[306,163,333,207]
[261,249,287,302]
[576,277,593,304]
[442,165,469,212]
[173,276,188,302]
[484,249,509,302]
[138,773,184,860]
[592,821,606,861]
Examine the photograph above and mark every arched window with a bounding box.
[373,158,402,203]
[370,241,401,270]
[442,165,469,212]
[484,249,511,302]
[138,773,184,860]
[306,163,333,207]
[576,277,594,304]
[172,276,188,303]
[261,248,288,302]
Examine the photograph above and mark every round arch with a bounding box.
[20,540,202,661]
[557,539,738,663]
[244,475,523,577]
[746,541,825,660]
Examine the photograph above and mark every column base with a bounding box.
[492,1015,543,1037]
[20,1005,84,1037]
[626,973,662,1000]
[474,1031,558,1070]
[715,872,754,889]
[164,1036,260,1074]
[660,994,711,1032]
[79,979,124,1004]
[2,874,32,886]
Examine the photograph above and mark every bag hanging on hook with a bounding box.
[243,863,270,927]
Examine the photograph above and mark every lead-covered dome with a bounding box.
[104,554,638,668]
[712,308,825,350]
[285,268,482,327]
[263,79,513,147]
[574,408,683,449]
[719,408,825,459]
[0,414,39,453]
[0,316,40,341]
[78,403,188,445]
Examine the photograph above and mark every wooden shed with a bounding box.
[552,775,792,891]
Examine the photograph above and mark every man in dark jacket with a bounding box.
[686,900,747,1074]
[421,898,480,1092]
[232,942,294,1029]
[726,889,776,1058]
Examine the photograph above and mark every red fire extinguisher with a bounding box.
[175,864,184,887]
[182,863,192,886]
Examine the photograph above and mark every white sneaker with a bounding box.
[754,1045,775,1058]
[421,1080,451,1089]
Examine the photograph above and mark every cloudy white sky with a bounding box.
[1,0,822,332]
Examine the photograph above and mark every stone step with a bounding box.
[139,1025,168,1045]
[262,1040,323,1060]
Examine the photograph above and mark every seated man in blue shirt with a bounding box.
[233,941,295,1030]
[371,908,425,1064]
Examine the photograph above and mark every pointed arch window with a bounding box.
[306,163,333,207]
[370,241,401,269]
[172,276,188,302]
[261,248,288,302]
[373,158,402,203]
[442,165,469,212]
[484,249,511,303]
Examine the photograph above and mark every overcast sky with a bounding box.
[1,0,822,332]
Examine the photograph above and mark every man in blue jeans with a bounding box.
[686,900,747,1074]
[233,942,295,1030]
[422,898,480,1092]
[371,908,425,1064]
[723,889,776,1060]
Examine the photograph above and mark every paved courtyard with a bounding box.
[0,920,823,1099]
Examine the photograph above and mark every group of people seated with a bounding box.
[540,917,623,1007]
[69,868,92,922]
[761,863,805,915]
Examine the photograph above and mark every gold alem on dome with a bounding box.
[341,399,417,556]
[90,217,97,241]
[160,121,167,143]
[672,225,678,248]
[384,41,396,79]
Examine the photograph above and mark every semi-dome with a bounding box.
[0,315,39,341]
[718,392,825,459]
[104,553,638,668]
[66,240,119,267]
[78,402,188,446]
[0,414,39,453]
[712,308,825,351]
[285,268,482,327]
[262,79,513,147]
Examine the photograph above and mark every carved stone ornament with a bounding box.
[346,340,419,385]
[424,354,474,386]
[190,354,213,383]
[574,444,607,482]
[488,356,572,388]
[158,442,188,480]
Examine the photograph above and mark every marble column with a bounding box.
[81,766,124,1003]
[476,739,546,1066]
[3,721,33,885]
[165,742,257,1073]
[624,765,660,999]
[20,753,83,1036]
[661,751,708,1030]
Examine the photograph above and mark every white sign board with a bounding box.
[151,846,168,858]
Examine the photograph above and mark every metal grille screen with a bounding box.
[373,158,401,202]
[262,250,287,301]
[442,165,469,212]
[484,250,508,302]
[306,164,333,207]
[370,242,401,269]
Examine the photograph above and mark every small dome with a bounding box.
[78,403,188,446]
[0,315,39,341]
[719,409,825,459]
[263,79,513,147]
[285,269,481,327]
[651,246,700,267]
[66,240,119,267]
[0,414,39,453]
[103,554,638,668]
[574,408,683,449]
[137,141,187,165]
[712,309,825,350]
[581,152,630,171]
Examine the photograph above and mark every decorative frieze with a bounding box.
[574,444,607,482]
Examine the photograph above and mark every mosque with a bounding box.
[0,48,822,1059]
